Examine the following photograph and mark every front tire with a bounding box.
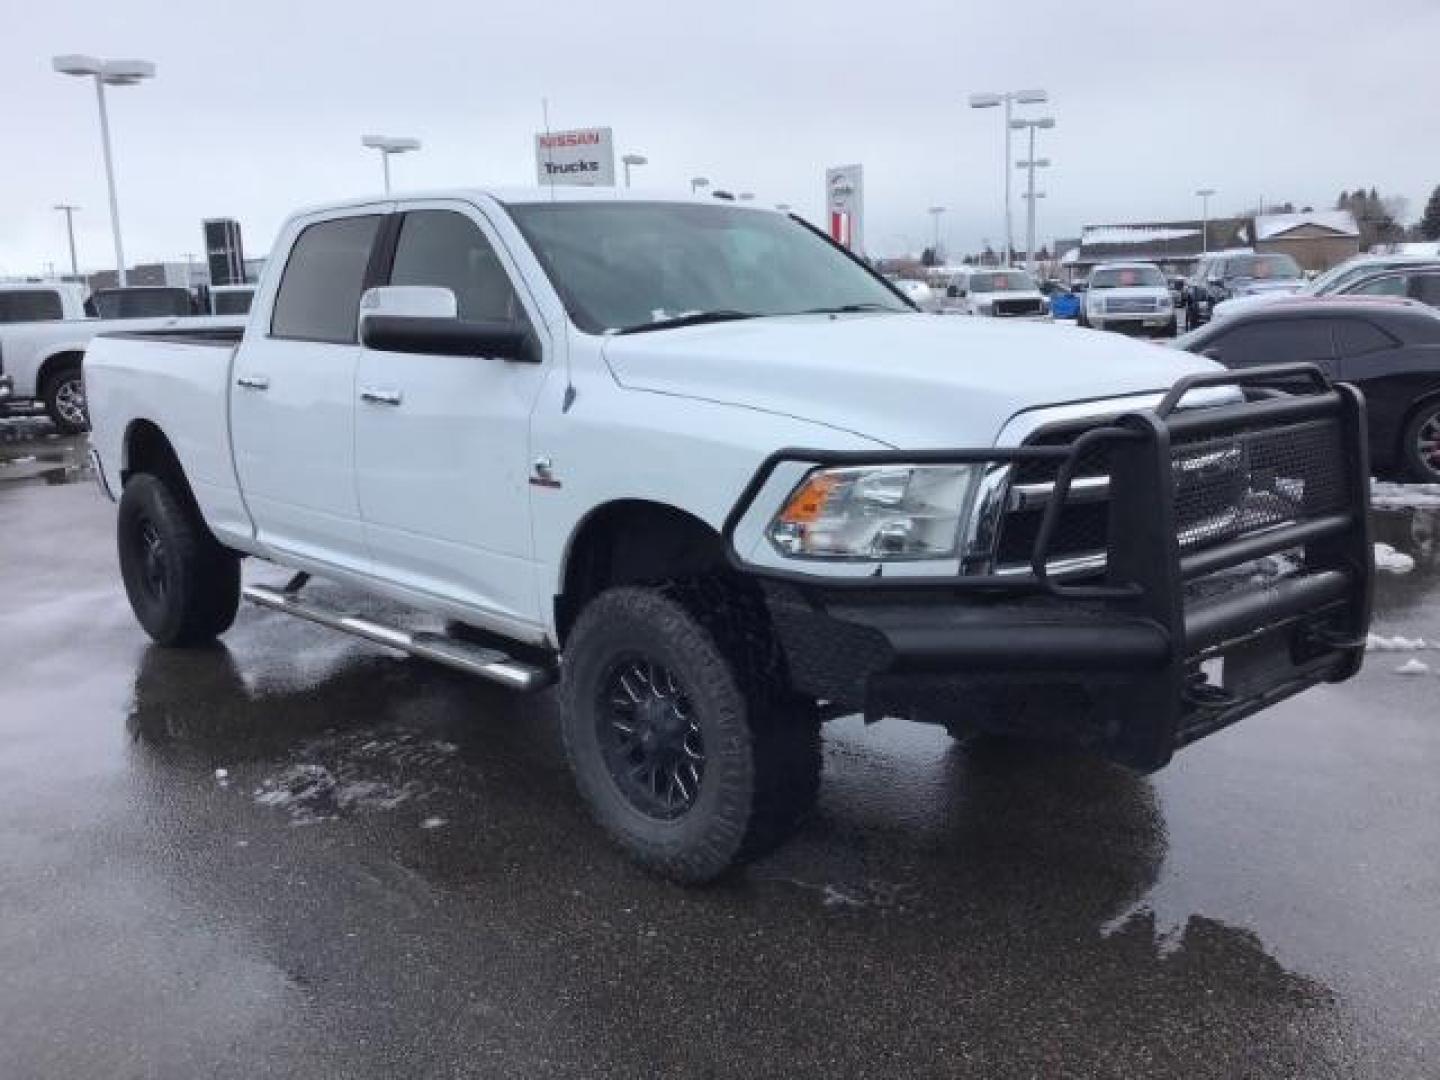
[117,475,241,646]
[560,583,820,883]
[42,363,89,434]
[1401,400,1440,483]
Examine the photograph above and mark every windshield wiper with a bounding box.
[797,302,906,314]
[615,309,761,335]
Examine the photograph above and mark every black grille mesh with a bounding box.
[995,413,1348,570]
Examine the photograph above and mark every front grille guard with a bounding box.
[722,362,1373,769]
[723,363,1365,599]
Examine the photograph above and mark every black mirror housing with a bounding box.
[361,316,536,362]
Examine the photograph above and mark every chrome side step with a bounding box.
[241,583,553,691]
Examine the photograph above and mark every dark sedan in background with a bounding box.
[1177,298,1440,481]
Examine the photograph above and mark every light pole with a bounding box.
[1195,188,1217,254]
[362,135,421,194]
[621,153,648,188]
[690,176,709,194]
[53,204,81,278]
[969,88,1047,266]
[927,206,946,260]
[53,55,155,288]
[1012,116,1054,271]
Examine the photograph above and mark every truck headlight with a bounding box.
[768,465,977,559]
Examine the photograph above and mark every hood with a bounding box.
[1231,278,1305,296]
[602,312,1217,449]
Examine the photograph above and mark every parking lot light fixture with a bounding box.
[1010,117,1056,271]
[775,203,791,212]
[1196,188,1217,254]
[54,204,81,278]
[621,153,648,188]
[738,192,755,202]
[971,88,1048,264]
[53,54,155,288]
[362,135,421,195]
[927,206,946,257]
[690,176,709,194]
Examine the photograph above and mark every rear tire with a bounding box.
[42,363,89,434]
[560,582,820,883]
[117,474,240,646]
[1401,400,1440,483]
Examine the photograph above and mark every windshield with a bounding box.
[91,288,193,319]
[1226,254,1302,281]
[1089,266,1167,289]
[505,201,911,333]
[967,270,1037,293]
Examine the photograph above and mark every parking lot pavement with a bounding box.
[2,429,1439,1079]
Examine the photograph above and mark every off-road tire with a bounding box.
[1401,400,1440,483]
[560,581,821,883]
[117,474,240,646]
[42,362,89,434]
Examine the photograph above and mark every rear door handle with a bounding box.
[236,374,270,391]
[359,387,403,406]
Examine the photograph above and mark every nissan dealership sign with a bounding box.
[536,126,616,187]
[825,164,865,253]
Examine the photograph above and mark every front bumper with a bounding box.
[726,366,1373,771]
[1091,310,1175,333]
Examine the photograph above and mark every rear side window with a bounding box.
[1347,274,1406,298]
[0,290,64,323]
[1334,319,1396,356]
[387,210,522,323]
[1409,274,1440,308]
[213,290,253,315]
[271,215,382,343]
[1217,319,1336,366]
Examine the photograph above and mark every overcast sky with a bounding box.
[2,0,1436,275]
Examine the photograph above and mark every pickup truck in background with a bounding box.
[0,282,90,325]
[0,285,242,432]
[84,190,1373,882]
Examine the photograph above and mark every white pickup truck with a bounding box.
[0,285,241,432]
[85,189,1374,882]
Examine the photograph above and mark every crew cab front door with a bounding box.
[231,206,388,572]
[354,204,551,631]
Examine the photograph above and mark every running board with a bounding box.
[241,583,553,691]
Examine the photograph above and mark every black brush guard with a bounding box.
[721,364,1373,771]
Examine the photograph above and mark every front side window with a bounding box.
[0,290,64,323]
[506,201,909,333]
[1408,274,1440,308]
[270,215,382,343]
[1347,274,1407,298]
[387,210,523,323]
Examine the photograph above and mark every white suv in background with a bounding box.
[1081,262,1177,337]
[943,267,1049,319]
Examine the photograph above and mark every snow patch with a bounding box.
[419,816,446,830]
[1367,633,1428,652]
[1374,542,1416,574]
[1371,480,1440,510]
[1082,225,1199,246]
[1394,658,1431,676]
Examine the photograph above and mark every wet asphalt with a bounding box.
[2,419,1438,1078]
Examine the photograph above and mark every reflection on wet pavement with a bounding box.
[2,436,1438,1077]
[0,418,91,486]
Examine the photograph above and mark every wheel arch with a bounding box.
[121,419,209,526]
[1396,387,1440,475]
[36,349,86,396]
[554,499,728,646]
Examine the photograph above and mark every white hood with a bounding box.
[602,313,1217,449]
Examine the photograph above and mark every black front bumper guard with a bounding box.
[720,364,1373,771]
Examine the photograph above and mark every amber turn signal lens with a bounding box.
[775,472,839,525]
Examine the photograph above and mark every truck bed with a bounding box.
[84,329,254,548]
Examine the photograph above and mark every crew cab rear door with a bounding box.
[353,201,551,630]
[230,204,389,571]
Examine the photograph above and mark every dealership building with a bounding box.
[1060,210,1360,278]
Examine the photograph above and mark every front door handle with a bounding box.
[236,374,270,391]
[359,387,403,406]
